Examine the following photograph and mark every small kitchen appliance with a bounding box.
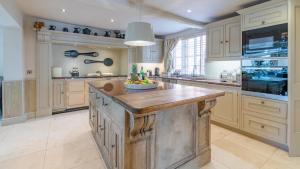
[155,67,160,76]
[70,67,80,77]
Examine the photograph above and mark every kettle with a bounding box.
[69,67,80,77]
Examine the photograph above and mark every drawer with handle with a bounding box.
[242,95,287,119]
[243,115,287,144]
[67,80,85,92]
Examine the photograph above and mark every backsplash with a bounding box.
[205,61,241,79]
[136,63,164,75]
[52,44,128,77]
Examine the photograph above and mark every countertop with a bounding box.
[52,75,127,79]
[89,80,225,114]
[158,76,241,87]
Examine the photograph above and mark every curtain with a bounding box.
[163,38,179,73]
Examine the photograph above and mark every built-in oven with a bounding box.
[242,23,288,58]
[242,59,288,101]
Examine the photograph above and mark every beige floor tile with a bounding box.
[261,149,300,169]
[1,110,299,169]
[71,157,107,169]
[201,160,230,169]
[44,138,101,169]
[211,142,263,169]
[0,151,45,169]
[211,124,233,143]
[223,132,277,158]
[0,118,50,161]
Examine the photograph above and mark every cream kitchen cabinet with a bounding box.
[211,91,239,128]
[66,79,85,109]
[237,0,288,31]
[52,79,66,112]
[207,16,241,60]
[241,95,288,145]
[131,39,164,63]
[208,26,224,58]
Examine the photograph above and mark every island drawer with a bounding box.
[243,114,287,144]
[242,95,287,119]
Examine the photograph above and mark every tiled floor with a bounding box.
[0,110,299,169]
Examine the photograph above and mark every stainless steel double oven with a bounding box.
[242,23,288,101]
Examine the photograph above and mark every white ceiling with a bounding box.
[16,0,265,35]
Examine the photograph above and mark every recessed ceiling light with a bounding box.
[187,9,192,13]
[110,19,115,23]
[61,9,66,13]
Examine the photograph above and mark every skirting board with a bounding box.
[1,114,27,126]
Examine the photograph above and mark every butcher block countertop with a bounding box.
[89,80,225,114]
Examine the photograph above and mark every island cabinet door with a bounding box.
[89,90,96,130]
[109,122,123,169]
[100,111,112,166]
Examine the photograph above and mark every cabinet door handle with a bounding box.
[111,144,116,148]
[225,40,229,43]
[220,41,223,44]
[99,125,105,130]
[261,125,265,129]
[262,21,266,25]
[261,101,265,105]
[102,98,108,106]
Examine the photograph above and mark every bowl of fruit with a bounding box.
[124,78,159,90]
[125,64,159,90]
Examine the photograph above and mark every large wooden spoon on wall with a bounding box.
[84,58,114,66]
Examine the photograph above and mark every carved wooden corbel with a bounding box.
[197,99,217,118]
[126,111,156,140]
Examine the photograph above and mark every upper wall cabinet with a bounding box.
[207,16,241,61]
[237,0,288,31]
[131,39,164,63]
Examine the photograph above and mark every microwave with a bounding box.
[242,23,288,58]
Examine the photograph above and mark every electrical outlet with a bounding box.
[27,70,33,75]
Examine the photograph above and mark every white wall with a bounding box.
[0,0,23,28]
[2,27,24,81]
[0,0,24,81]
[205,60,241,79]
[120,49,129,74]
[52,44,128,76]
[23,15,36,79]
[0,27,3,77]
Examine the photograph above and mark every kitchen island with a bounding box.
[88,80,225,169]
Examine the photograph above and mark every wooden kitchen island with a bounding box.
[88,80,224,169]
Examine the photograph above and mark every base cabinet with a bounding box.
[241,95,287,145]
[110,122,123,169]
[91,91,124,169]
[89,85,213,169]
[175,79,288,147]
[211,91,239,128]
[52,80,66,111]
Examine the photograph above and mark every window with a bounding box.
[173,33,207,76]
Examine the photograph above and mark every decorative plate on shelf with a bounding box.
[124,81,159,90]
